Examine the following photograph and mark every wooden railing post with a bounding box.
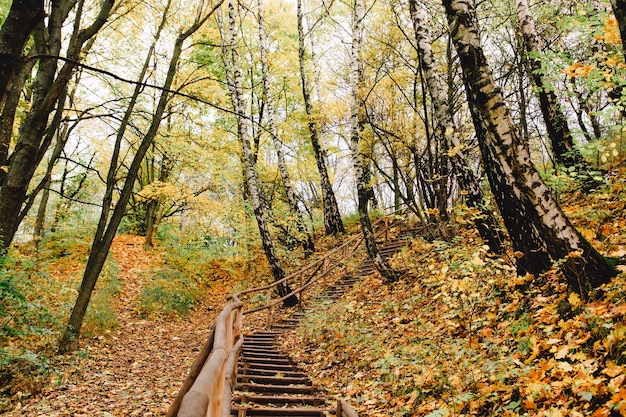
[170,209,410,416]
[384,216,389,244]
[299,272,305,309]
[265,288,272,329]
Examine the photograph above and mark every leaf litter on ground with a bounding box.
[281,186,626,416]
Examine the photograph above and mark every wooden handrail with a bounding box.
[169,209,409,416]
[236,210,401,317]
[168,296,243,417]
[337,399,359,417]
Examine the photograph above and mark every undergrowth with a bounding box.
[82,262,121,336]
[283,178,626,417]
[137,267,201,317]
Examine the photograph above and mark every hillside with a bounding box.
[283,185,626,416]
[1,235,242,416]
[2,182,626,416]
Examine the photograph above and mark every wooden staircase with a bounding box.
[230,227,417,416]
[232,331,333,416]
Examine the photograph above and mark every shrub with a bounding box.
[138,267,200,317]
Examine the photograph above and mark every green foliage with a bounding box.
[0,256,54,343]
[82,262,121,336]
[38,210,95,260]
[0,254,58,413]
[138,267,200,317]
[119,203,148,235]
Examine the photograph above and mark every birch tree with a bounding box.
[297,0,345,236]
[257,0,314,255]
[408,0,503,253]
[442,0,617,295]
[515,0,592,176]
[220,0,298,306]
[349,0,397,282]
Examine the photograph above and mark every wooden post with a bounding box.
[384,216,389,244]
[266,288,272,329]
[299,272,304,309]
[336,399,343,417]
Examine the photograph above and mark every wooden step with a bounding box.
[235,382,316,394]
[237,368,308,378]
[232,394,329,406]
[241,350,290,359]
[231,405,334,416]
[242,346,281,353]
[237,362,301,372]
[239,356,292,365]
[237,375,311,385]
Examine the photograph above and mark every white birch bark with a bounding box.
[257,0,314,255]
[349,0,397,282]
[220,0,297,305]
[443,0,616,294]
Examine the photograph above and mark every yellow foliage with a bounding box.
[137,180,180,201]
[563,61,595,78]
[595,17,622,45]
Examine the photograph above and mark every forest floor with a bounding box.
[4,235,236,417]
[281,185,626,416]
[3,180,626,416]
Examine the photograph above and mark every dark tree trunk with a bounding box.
[0,0,113,253]
[515,0,597,185]
[33,176,50,248]
[443,0,617,295]
[0,49,38,187]
[297,0,344,236]
[610,0,626,60]
[0,0,44,103]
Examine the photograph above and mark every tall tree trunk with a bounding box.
[443,0,617,295]
[0,0,44,104]
[296,0,344,236]
[58,0,220,353]
[408,0,503,253]
[257,0,314,256]
[515,0,593,177]
[0,42,39,187]
[0,0,113,253]
[221,0,298,306]
[610,0,626,60]
[349,0,396,282]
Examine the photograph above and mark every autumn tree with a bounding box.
[58,0,222,353]
[514,0,595,178]
[218,0,298,306]
[297,0,345,236]
[348,0,397,282]
[407,0,503,253]
[0,0,44,104]
[257,0,314,255]
[442,0,616,295]
[609,0,626,59]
